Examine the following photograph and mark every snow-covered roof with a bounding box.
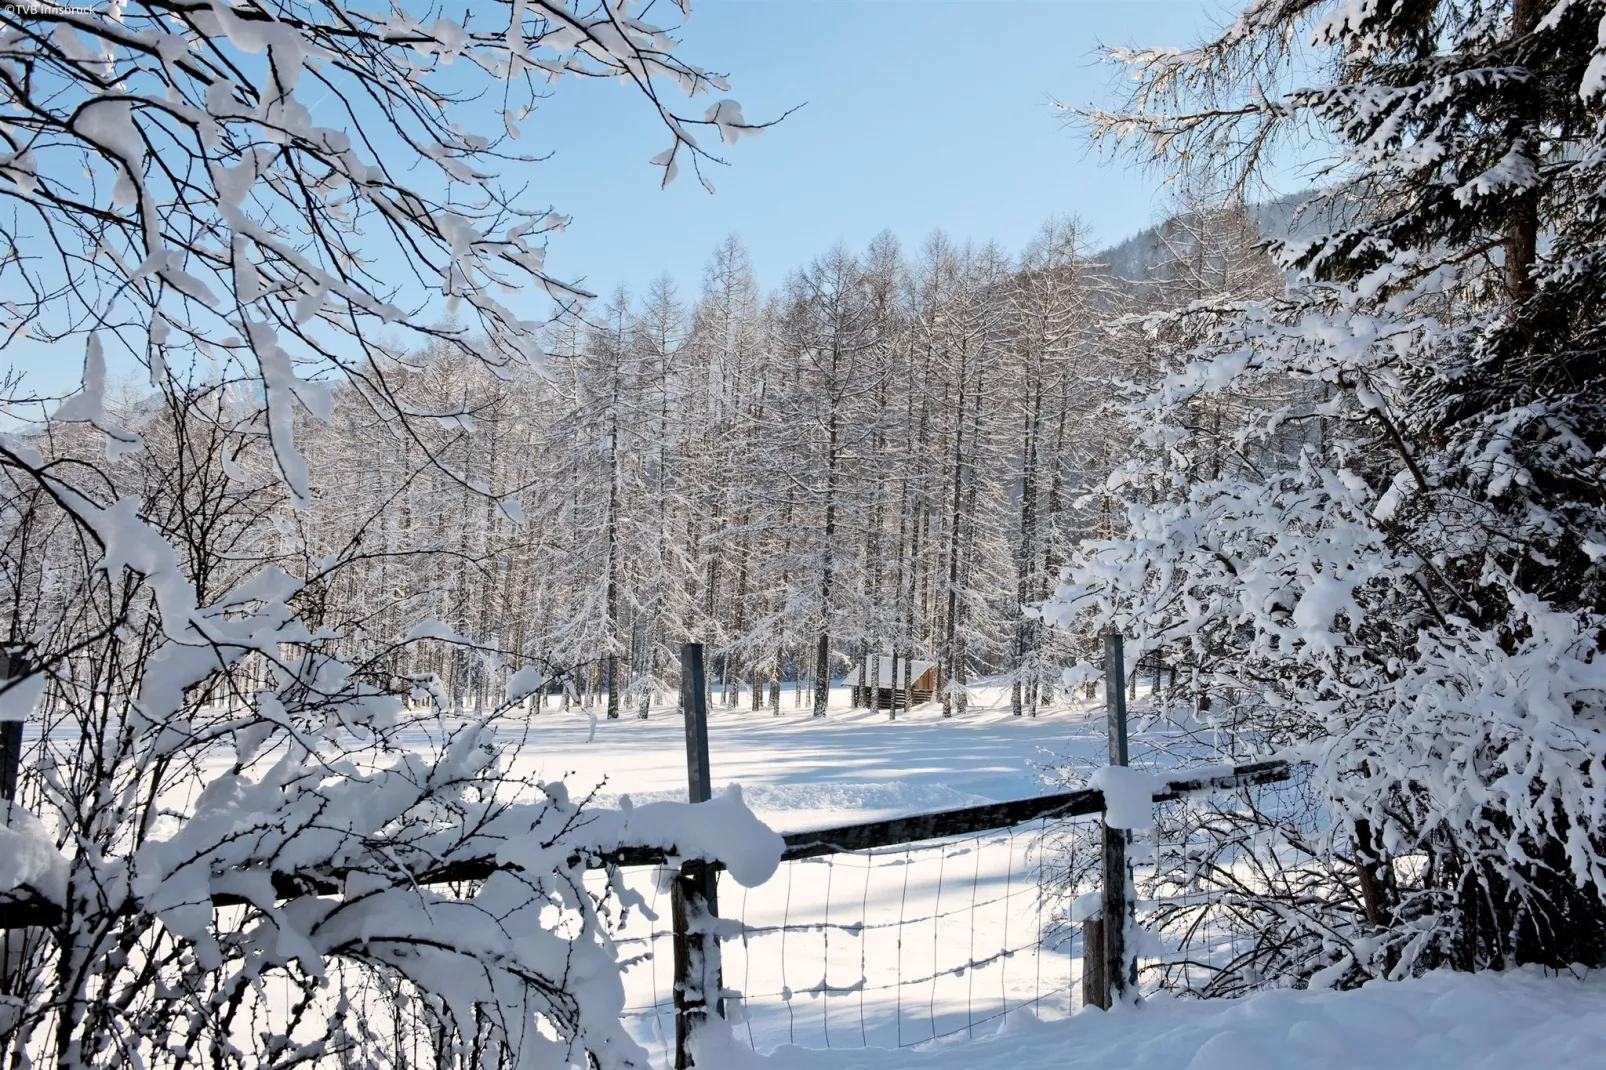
[843,655,935,688]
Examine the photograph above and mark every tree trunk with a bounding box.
[941,341,969,719]
[1504,0,1543,306]
[605,370,622,721]
[1353,817,1396,928]
[812,632,830,718]
[814,399,840,719]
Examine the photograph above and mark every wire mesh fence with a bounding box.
[610,818,1086,1068]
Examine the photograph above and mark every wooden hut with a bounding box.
[844,653,937,709]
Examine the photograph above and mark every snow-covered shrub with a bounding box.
[0,403,785,1069]
[0,1,769,1064]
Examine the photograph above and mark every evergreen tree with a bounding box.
[1058,0,1606,978]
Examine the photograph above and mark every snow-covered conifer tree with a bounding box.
[1053,0,1606,980]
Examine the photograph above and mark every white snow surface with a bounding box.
[22,680,1601,1068]
[0,805,66,905]
[451,681,1112,1062]
[693,966,1606,1070]
[621,785,785,887]
[1088,766,1162,830]
[495,685,1605,1070]
[497,682,1097,831]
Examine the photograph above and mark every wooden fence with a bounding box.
[621,636,1291,1066]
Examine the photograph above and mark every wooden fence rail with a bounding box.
[776,759,1289,862]
[0,760,1290,930]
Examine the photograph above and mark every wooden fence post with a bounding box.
[0,647,27,804]
[1083,632,1136,1010]
[1080,915,1106,1010]
[674,642,722,1069]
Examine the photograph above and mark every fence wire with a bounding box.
[608,816,1088,1068]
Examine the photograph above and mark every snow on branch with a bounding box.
[0,3,774,1065]
[0,0,760,508]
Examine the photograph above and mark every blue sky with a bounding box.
[536,0,1237,296]
[11,0,1280,398]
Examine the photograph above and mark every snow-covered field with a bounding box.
[19,679,1606,1069]
[511,679,1100,826]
